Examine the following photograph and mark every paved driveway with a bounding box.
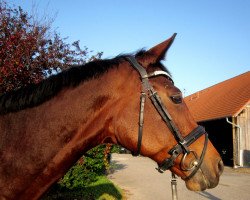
[108,154,250,200]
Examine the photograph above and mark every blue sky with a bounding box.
[13,0,249,96]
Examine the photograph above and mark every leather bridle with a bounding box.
[125,56,208,180]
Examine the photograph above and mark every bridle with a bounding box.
[125,56,208,180]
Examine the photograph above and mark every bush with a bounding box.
[59,144,119,190]
[58,164,98,190]
[43,175,123,200]
[44,144,124,198]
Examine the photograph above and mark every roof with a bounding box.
[184,71,250,122]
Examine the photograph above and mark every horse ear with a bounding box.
[138,33,177,66]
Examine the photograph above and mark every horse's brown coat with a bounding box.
[0,34,223,199]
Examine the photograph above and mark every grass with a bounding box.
[42,176,124,200]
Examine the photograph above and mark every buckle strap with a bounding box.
[149,89,189,153]
[157,126,206,172]
[185,126,205,147]
[125,56,151,92]
[157,148,181,173]
[132,92,146,156]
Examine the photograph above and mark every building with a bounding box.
[185,71,250,167]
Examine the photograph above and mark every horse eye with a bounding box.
[170,95,182,104]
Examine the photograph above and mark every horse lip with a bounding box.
[185,168,214,191]
[199,168,211,189]
[218,160,224,176]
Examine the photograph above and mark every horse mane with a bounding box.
[0,50,170,115]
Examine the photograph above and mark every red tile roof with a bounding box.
[184,71,250,122]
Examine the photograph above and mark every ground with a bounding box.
[108,153,250,200]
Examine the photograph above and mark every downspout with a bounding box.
[226,117,241,167]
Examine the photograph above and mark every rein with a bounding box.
[125,56,208,180]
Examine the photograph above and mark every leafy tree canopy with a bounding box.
[0,1,102,93]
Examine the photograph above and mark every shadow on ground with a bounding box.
[197,191,221,200]
[109,160,127,174]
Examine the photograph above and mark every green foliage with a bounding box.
[43,145,124,199]
[0,0,102,93]
[59,144,115,190]
[58,164,97,190]
[43,176,123,200]
[110,145,121,153]
[84,145,108,174]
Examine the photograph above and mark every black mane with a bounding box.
[0,50,170,115]
[0,55,125,115]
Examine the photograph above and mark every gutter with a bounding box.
[226,117,242,167]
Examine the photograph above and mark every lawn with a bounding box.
[42,175,124,200]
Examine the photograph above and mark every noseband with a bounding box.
[126,56,208,180]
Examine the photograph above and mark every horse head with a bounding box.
[113,34,224,191]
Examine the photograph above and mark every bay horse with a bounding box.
[0,34,223,199]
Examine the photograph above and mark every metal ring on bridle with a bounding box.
[182,132,209,180]
[181,150,199,171]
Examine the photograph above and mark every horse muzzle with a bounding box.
[185,159,224,191]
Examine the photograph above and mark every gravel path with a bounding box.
[108,153,250,200]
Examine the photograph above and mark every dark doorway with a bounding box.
[199,118,233,166]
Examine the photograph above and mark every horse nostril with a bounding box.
[218,160,224,176]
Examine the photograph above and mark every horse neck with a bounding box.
[3,64,138,199]
[34,64,137,155]
[57,64,138,149]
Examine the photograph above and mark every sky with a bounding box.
[11,0,250,96]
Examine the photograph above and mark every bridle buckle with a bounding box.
[179,140,190,154]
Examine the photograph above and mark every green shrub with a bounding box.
[59,144,120,189]
[43,176,123,200]
[58,164,98,189]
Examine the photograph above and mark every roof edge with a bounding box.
[233,100,250,117]
[185,71,250,99]
[197,116,232,123]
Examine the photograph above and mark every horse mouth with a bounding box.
[184,160,224,191]
[185,172,218,191]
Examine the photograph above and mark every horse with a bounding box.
[0,34,223,199]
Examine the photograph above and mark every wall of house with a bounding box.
[236,104,250,167]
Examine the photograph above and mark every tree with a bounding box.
[0,1,102,93]
[0,2,114,195]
